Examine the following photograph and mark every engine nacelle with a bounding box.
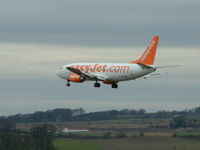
[103,81,113,84]
[69,74,85,83]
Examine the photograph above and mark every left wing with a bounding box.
[67,67,107,81]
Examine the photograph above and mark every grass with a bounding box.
[178,132,200,136]
[55,136,200,150]
[68,131,105,137]
[177,132,200,138]
[54,138,101,150]
[90,137,200,150]
[64,130,173,138]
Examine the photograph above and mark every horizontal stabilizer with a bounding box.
[143,72,168,79]
[157,65,181,69]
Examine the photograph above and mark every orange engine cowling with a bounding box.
[69,74,85,83]
[103,81,113,84]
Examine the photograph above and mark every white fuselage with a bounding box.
[56,63,155,82]
[56,36,160,88]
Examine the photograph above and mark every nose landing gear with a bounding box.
[66,80,70,87]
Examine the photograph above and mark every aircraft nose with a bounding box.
[56,70,63,78]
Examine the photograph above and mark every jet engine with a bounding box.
[69,74,85,83]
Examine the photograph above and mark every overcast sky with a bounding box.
[0,0,200,116]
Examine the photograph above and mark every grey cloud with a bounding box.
[0,0,200,115]
[0,0,200,46]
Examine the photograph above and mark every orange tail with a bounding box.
[130,36,159,65]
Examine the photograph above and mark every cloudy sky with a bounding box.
[0,0,200,115]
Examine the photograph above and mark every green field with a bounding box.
[55,137,200,150]
[178,132,200,137]
[54,139,101,150]
[91,137,200,150]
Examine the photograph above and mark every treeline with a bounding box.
[58,131,144,139]
[1,108,84,125]
[0,107,200,125]
[77,109,145,121]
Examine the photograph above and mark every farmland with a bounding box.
[54,139,101,150]
[55,136,200,150]
[1,107,200,150]
[53,118,171,131]
[54,117,200,150]
[91,137,200,150]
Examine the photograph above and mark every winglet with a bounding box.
[130,36,159,65]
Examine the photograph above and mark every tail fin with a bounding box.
[130,36,159,65]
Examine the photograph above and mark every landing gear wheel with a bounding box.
[66,80,70,87]
[94,82,101,88]
[66,83,70,87]
[111,83,118,88]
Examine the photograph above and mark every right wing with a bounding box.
[67,67,107,81]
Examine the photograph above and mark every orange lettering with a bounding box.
[110,66,115,72]
[90,64,98,72]
[79,65,84,71]
[102,65,108,72]
[75,65,79,69]
[115,66,120,72]
[85,65,91,72]
[96,65,102,72]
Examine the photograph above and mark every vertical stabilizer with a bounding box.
[130,36,159,65]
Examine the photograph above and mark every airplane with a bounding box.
[56,36,177,88]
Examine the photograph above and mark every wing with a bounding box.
[67,67,107,81]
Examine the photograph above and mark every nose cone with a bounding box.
[56,70,64,79]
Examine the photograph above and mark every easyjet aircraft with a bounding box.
[56,36,177,88]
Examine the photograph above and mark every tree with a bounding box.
[119,109,130,115]
[31,124,55,150]
[0,118,13,150]
[137,109,146,115]
[194,107,200,114]
[170,117,186,128]
[72,108,85,117]
[114,132,127,138]
[102,132,112,139]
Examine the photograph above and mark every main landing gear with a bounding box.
[66,80,118,88]
[94,82,101,88]
[111,83,118,89]
[94,82,118,88]
[66,80,70,87]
